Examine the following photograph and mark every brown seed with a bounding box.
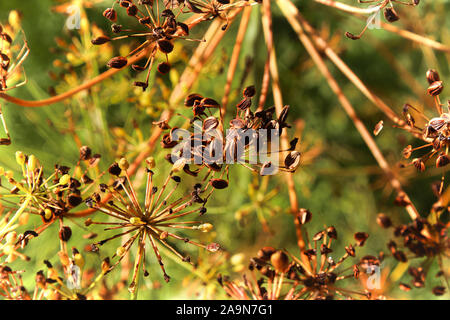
[427,81,444,96]
[79,146,92,160]
[184,93,203,107]
[243,85,256,98]
[91,36,111,45]
[59,226,72,242]
[376,213,392,228]
[399,283,411,292]
[426,69,440,84]
[210,179,228,189]
[384,7,399,23]
[402,145,412,159]
[68,194,83,207]
[354,232,369,246]
[270,250,290,273]
[436,153,450,168]
[127,4,138,16]
[108,162,122,176]
[103,8,117,21]
[157,39,174,54]
[345,244,356,257]
[177,22,189,36]
[432,286,446,296]
[284,151,301,171]
[327,226,337,239]
[107,56,128,69]
[257,246,276,261]
[297,208,312,225]
[157,62,171,74]
[203,117,219,131]
[412,158,425,172]
[393,251,407,262]
[373,120,383,136]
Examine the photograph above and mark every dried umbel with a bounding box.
[95,0,205,91]
[220,214,371,300]
[0,265,30,300]
[400,70,450,195]
[345,0,420,40]
[161,86,301,183]
[0,20,29,146]
[0,147,102,250]
[377,209,449,296]
[85,157,219,293]
[31,247,111,300]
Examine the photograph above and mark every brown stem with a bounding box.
[261,0,307,253]
[278,0,420,221]
[221,6,252,120]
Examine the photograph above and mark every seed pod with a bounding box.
[284,151,301,171]
[119,157,129,171]
[412,158,425,172]
[157,39,174,54]
[184,93,203,107]
[436,153,450,168]
[103,8,117,21]
[427,81,444,96]
[112,24,122,33]
[68,193,83,207]
[432,286,446,296]
[107,56,128,69]
[203,116,219,131]
[119,0,131,8]
[327,226,337,239]
[373,120,383,136]
[270,250,290,273]
[393,250,407,262]
[91,36,110,45]
[257,246,276,261]
[376,213,392,228]
[345,244,355,257]
[108,162,122,176]
[243,85,256,98]
[217,0,230,4]
[127,5,138,16]
[384,7,399,23]
[157,62,171,74]
[79,146,92,160]
[210,178,228,189]
[354,232,369,246]
[426,69,440,84]
[59,226,72,242]
[345,32,360,40]
[139,17,151,25]
[177,22,189,36]
[399,283,411,292]
[297,208,312,225]
[402,145,412,159]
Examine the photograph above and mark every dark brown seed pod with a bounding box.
[157,62,171,74]
[312,231,324,241]
[412,158,425,172]
[345,32,360,40]
[257,246,276,261]
[91,36,111,45]
[236,97,252,110]
[217,0,230,4]
[354,232,369,246]
[184,93,203,107]
[157,39,174,54]
[270,250,290,273]
[201,98,220,108]
[132,64,146,72]
[68,193,83,207]
[139,17,152,25]
[345,244,356,257]
[127,4,138,15]
[297,208,312,225]
[177,22,189,36]
[59,226,72,242]
[427,81,444,96]
[134,81,148,91]
[243,85,256,98]
[426,69,440,84]
[112,24,122,33]
[210,179,228,189]
[79,146,92,160]
[284,151,301,171]
[376,213,392,228]
[436,153,450,168]
[393,251,408,262]
[384,7,399,23]
[120,0,131,7]
[107,56,128,69]
[327,226,337,239]
[402,145,412,159]
[108,162,122,176]
[103,8,117,21]
[432,286,446,296]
